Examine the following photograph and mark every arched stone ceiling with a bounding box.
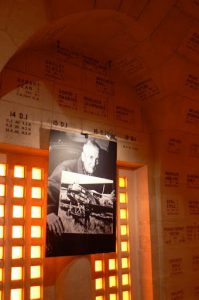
[1,0,199,132]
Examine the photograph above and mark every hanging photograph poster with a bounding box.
[46,130,117,257]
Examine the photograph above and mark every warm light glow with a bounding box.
[108,259,116,270]
[30,266,41,279]
[121,258,129,269]
[0,247,3,259]
[12,246,23,259]
[121,241,128,252]
[0,205,4,217]
[31,187,41,199]
[14,166,24,178]
[119,177,127,188]
[122,274,129,285]
[31,246,41,258]
[120,209,127,220]
[0,164,6,176]
[13,205,24,218]
[0,290,2,300]
[95,278,103,290]
[109,275,117,287]
[121,225,128,236]
[0,226,3,238]
[31,226,42,238]
[122,290,130,300]
[11,266,22,280]
[10,288,22,300]
[31,206,42,218]
[96,297,103,300]
[30,286,41,299]
[13,186,24,198]
[119,193,127,203]
[109,294,117,300]
[32,168,42,180]
[0,184,5,197]
[95,260,103,272]
[0,268,2,282]
[12,226,23,238]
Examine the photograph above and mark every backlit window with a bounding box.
[31,187,41,199]
[0,185,5,197]
[31,246,41,259]
[0,164,6,176]
[12,246,23,259]
[11,267,23,281]
[32,168,42,180]
[12,205,24,218]
[13,186,24,198]
[30,286,41,300]
[12,226,23,238]
[14,166,24,178]
[10,288,22,300]
[0,156,45,300]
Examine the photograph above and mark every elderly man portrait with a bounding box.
[47,137,115,236]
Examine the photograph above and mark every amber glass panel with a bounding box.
[14,166,25,178]
[95,260,103,272]
[95,278,103,290]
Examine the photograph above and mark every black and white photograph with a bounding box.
[46,129,117,257]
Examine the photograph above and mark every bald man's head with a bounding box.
[81,140,99,174]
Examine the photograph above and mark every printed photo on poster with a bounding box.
[46,130,117,257]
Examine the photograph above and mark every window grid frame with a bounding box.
[92,175,132,300]
[0,157,47,300]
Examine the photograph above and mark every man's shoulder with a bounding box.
[61,158,83,173]
[61,159,78,169]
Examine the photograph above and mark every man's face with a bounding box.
[81,144,99,174]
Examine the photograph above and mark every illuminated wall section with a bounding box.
[0,158,46,300]
[92,175,131,300]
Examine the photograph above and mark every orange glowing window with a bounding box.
[121,241,128,252]
[14,166,25,178]
[11,266,23,280]
[120,209,127,220]
[0,164,6,176]
[0,268,2,282]
[12,246,23,259]
[10,288,22,300]
[31,226,42,238]
[108,259,116,270]
[122,274,129,285]
[0,226,3,239]
[30,286,41,300]
[121,225,128,236]
[96,296,103,300]
[109,294,117,300]
[30,266,41,279]
[122,290,130,300]
[0,184,5,197]
[119,193,127,203]
[12,226,23,238]
[95,260,103,272]
[95,278,103,290]
[119,177,127,188]
[12,205,24,218]
[121,258,129,269]
[0,205,4,218]
[13,186,24,198]
[31,187,41,199]
[0,247,3,259]
[31,246,41,258]
[109,275,117,287]
[31,206,42,218]
[32,168,42,180]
